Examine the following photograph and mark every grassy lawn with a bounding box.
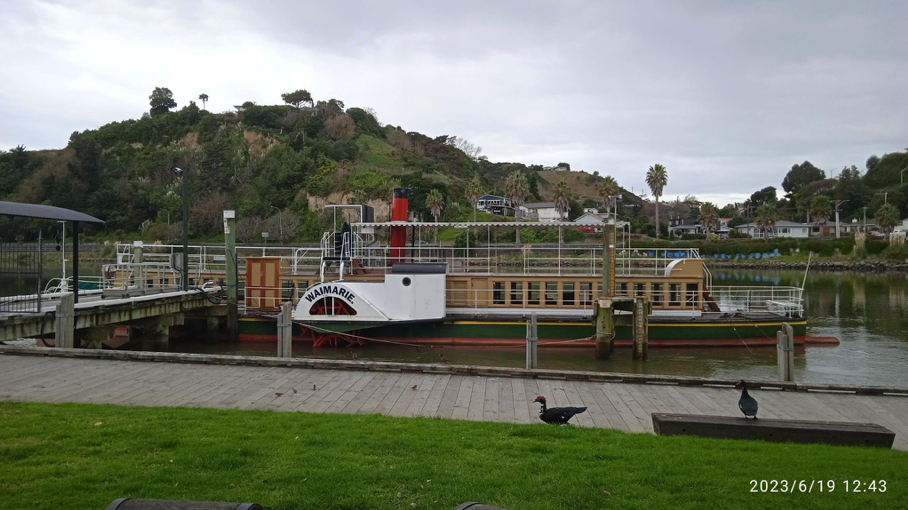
[0,402,904,510]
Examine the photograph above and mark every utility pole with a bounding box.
[834,200,848,239]
[863,207,868,232]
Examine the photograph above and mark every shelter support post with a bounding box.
[224,211,238,342]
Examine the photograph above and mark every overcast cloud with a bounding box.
[1,0,907,204]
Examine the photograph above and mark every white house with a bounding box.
[476,195,514,216]
[735,220,811,239]
[573,211,629,231]
[521,202,559,221]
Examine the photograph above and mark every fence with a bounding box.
[0,237,43,314]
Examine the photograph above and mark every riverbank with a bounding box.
[1,401,905,509]
[709,259,908,271]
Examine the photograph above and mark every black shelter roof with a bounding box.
[0,200,104,224]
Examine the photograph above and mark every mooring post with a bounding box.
[777,322,794,381]
[133,241,144,291]
[277,302,292,358]
[632,296,648,360]
[525,312,538,369]
[594,299,615,360]
[223,210,238,342]
[53,292,75,348]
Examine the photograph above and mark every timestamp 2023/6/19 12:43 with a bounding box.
[750,480,887,493]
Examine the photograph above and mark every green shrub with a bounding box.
[881,244,908,260]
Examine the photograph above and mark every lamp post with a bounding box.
[261,231,269,256]
[270,206,283,244]
[173,167,189,291]
[863,206,868,233]
[901,167,907,186]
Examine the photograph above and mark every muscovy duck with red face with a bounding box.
[533,396,587,425]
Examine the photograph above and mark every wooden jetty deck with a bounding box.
[1,349,906,450]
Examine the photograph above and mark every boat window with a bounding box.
[597,282,603,297]
[686,283,699,307]
[545,282,557,305]
[669,283,681,306]
[617,282,628,296]
[634,282,646,297]
[563,282,575,306]
[528,282,541,305]
[510,282,524,306]
[580,282,592,306]
[493,281,506,305]
[651,283,664,306]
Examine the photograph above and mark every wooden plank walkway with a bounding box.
[1,355,905,450]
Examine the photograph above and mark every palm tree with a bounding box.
[598,176,620,214]
[698,202,719,240]
[810,195,832,235]
[425,189,445,244]
[645,164,668,239]
[465,178,483,222]
[754,203,778,241]
[505,170,529,246]
[553,180,572,245]
[876,203,899,233]
[198,93,208,110]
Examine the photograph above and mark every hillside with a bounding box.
[0,95,640,243]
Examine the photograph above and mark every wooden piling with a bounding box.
[594,299,614,360]
[632,296,648,360]
[525,312,538,369]
[53,292,74,349]
[277,302,292,358]
[777,322,794,381]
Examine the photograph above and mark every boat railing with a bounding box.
[101,262,184,292]
[115,242,705,278]
[239,284,297,312]
[706,286,804,316]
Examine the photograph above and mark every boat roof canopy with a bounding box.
[355,220,613,229]
[0,200,104,224]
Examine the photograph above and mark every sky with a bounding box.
[1,0,907,205]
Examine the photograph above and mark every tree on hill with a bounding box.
[598,176,619,213]
[553,180,572,244]
[557,162,571,171]
[699,202,719,240]
[749,186,778,208]
[505,170,529,245]
[281,89,313,108]
[325,114,355,140]
[782,161,825,194]
[198,93,209,110]
[645,163,667,239]
[465,178,483,222]
[149,87,177,117]
[425,189,445,243]
[876,203,899,233]
[810,195,832,230]
[755,203,779,241]
[527,172,541,200]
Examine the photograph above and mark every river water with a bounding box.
[168,270,908,388]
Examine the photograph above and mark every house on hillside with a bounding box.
[735,220,811,239]
[573,211,629,232]
[476,195,514,216]
[520,202,559,221]
[668,216,731,238]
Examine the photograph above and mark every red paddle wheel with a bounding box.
[303,296,364,347]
